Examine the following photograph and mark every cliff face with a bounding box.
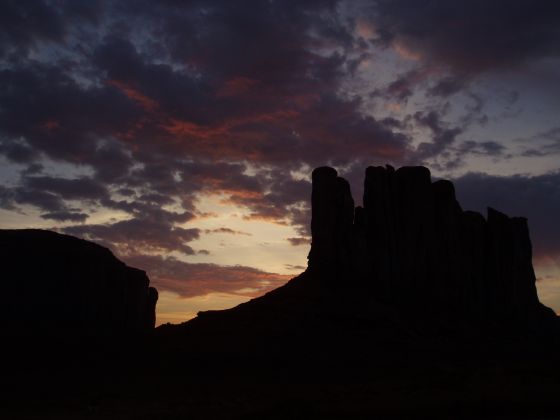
[308,165,552,325]
[1,229,158,334]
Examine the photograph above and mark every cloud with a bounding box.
[1,1,412,169]
[287,237,311,246]
[285,264,307,271]
[411,110,463,164]
[6,188,67,214]
[427,76,468,98]
[0,0,558,302]
[0,1,64,57]
[62,210,199,256]
[23,175,108,201]
[371,0,560,74]
[204,228,252,236]
[454,170,560,257]
[0,1,102,58]
[457,140,506,157]
[0,137,38,164]
[383,67,436,101]
[124,254,291,299]
[41,211,88,223]
[519,127,560,157]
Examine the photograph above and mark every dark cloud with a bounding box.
[21,163,44,176]
[454,170,560,257]
[1,0,558,301]
[227,173,311,231]
[41,210,88,223]
[0,0,102,58]
[432,139,509,171]
[0,185,17,210]
[427,76,468,98]
[63,216,200,256]
[0,61,142,165]
[520,127,560,157]
[123,254,291,298]
[23,175,108,201]
[372,0,560,74]
[0,174,111,223]
[9,188,66,214]
[383,68,434,101]
[0,0,65,57]
[457,140,506,157]
[412,110,463,163]
[1,0,411,169]
[285,264,307,271]
[204,228,252,236]
[287,237,310,246]
[0,138,38,164]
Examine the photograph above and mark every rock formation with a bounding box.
[5,171,560,420]
[175,164,555,342]
[308,165,554,327]
[1,229,158,335]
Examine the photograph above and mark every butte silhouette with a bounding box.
[4,165,560,419]
[1,229,158,335]
[162,165,557,342]
[2,165,557,339]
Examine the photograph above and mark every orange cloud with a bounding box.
[385,103,402,112]
[164,109,298,140]
[42,119,60,131]
[107,79,159,111]
[242,214,289,225]
[164,118,228,139]
[220,189,263,201]
[393,39,423,61]
[355,19,378,40]
[124,254,292,298]
[216,76,260,97]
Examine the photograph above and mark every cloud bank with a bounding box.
[1,0,559,299]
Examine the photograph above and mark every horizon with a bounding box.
[1,1,559,325]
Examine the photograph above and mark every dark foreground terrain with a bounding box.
[4,321,560,419]
[3,165,560,419]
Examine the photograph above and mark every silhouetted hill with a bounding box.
[4,167,560,419]
[145,166,560,418]
[1,229,158,335]
[161,165,557,342]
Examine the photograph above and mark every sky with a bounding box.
[1,0,560,325]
